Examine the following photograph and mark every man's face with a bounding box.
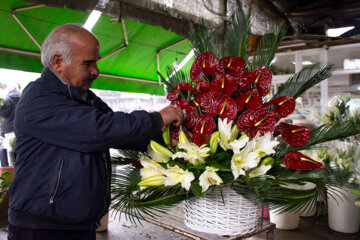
[53,31,100,91]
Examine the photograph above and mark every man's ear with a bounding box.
[51,54,65,74]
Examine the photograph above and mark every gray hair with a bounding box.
[41,23,93,67]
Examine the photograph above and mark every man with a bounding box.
[0,84,21,166]
[8,23,184,240]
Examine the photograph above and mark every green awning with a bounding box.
[0,0,194,95]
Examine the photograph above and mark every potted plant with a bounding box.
[0,166,14,218]
[109,8,360,236]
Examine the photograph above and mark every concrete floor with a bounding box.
[0,212,359,240]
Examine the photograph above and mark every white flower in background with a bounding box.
[164,165,195,191]
[199,166,223,192]
[249,132,279,157]
[249,165,272,178]
[229,135,249,154]
[231,144,260,179]
[218,118,233,150]
[147,140,173,163]
[139,155,165,179]
[173,142,211,166]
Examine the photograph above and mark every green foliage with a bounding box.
[250,20,286,70]
[0,168,14,204]
[158,66,189,94]
[111,165,191,224]
[189,22,220,58]
[223,6,251,61]
[273,62,334,99]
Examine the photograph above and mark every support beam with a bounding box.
[0,46,41,57]
[11,4,45,49]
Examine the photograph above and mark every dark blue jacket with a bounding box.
[8,67,163,230]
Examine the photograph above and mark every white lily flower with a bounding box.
[139,155,165,179]
[199,166,223,192]
[231,145,260,179]
[173,142,211,166]
[250,132,279,157]
[147,144,169,163]
[164,165,195,191]
[218,118,233,150]
[229,134,249,154]
[249,165,272,178]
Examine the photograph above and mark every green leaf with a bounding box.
[189,22,221,58]
[273,62,333,99]
[209,161,231,171]
[212,151,228,162]
[190,180,203,197]
[250,20,286,70]
[223,6,251,61]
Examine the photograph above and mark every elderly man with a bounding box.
[8,24,183,240]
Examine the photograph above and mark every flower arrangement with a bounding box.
[110,8,360,223]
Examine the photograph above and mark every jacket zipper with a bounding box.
[98,152,109,227]
[49,158,64,204]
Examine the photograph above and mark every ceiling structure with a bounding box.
[1,0,360,95]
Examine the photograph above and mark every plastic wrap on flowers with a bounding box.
[184,187,260,235]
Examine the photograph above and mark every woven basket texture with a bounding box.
[184,187,260,235]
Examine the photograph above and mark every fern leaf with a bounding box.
[189,22,220,58]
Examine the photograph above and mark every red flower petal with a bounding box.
[264,96,295,118]
[235,88,263,112]
[210,73,238,97]
[192,132,209,146]
[217,97,238,121]
[167,83,192,101]
[193,114,216,136]
[253,66,272,96]
[236,108,276,138]
[194,92,220,116]
[284,150,322,170]
[219,56,246,78]
[238,72,253,92]
[184,103,199,128]
[170,125,180,141]
[278,123,311,147]
[190,52,219,80]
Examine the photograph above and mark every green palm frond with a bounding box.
[111,149,143,165]
[223,6,251,61]
[158,66,189,93]
[111,165,191,224]
[250,20,286,70]
[189,22,220,58]
[273,117,360,159]
[274,62,333,99]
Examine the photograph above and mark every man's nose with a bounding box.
[91,64,100,76]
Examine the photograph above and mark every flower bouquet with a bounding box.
[111,8,360,235]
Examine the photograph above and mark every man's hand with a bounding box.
[159,105,184,127]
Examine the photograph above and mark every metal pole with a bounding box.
[99,73,160,85]
[0,46,41,57]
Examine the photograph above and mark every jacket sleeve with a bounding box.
[15,85,163,153]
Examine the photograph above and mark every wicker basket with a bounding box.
[184,186,260,235]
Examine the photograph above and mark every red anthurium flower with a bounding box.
[217,97,238,121]
[235,88,263,112]
[184,103,199,128]
[210,73,237,97]
[277,123,311,147]
[170,125,180,141]
[192,114,216,146]
[264,96,295,118]
[284,150,322,170]
[194,92,220,116]
[190,52,219,80]
[167,82,192,101]
[236,108,276,138]
[238,66,272,96]
[218,56,246,78]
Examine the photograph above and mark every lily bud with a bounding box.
[210,131,220,154]
[229,124,239,142]
[179,131,189,144]
[138,175,166,186]
[150,140,173,158]
[262,157,275,166]
[162,125,170,146]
